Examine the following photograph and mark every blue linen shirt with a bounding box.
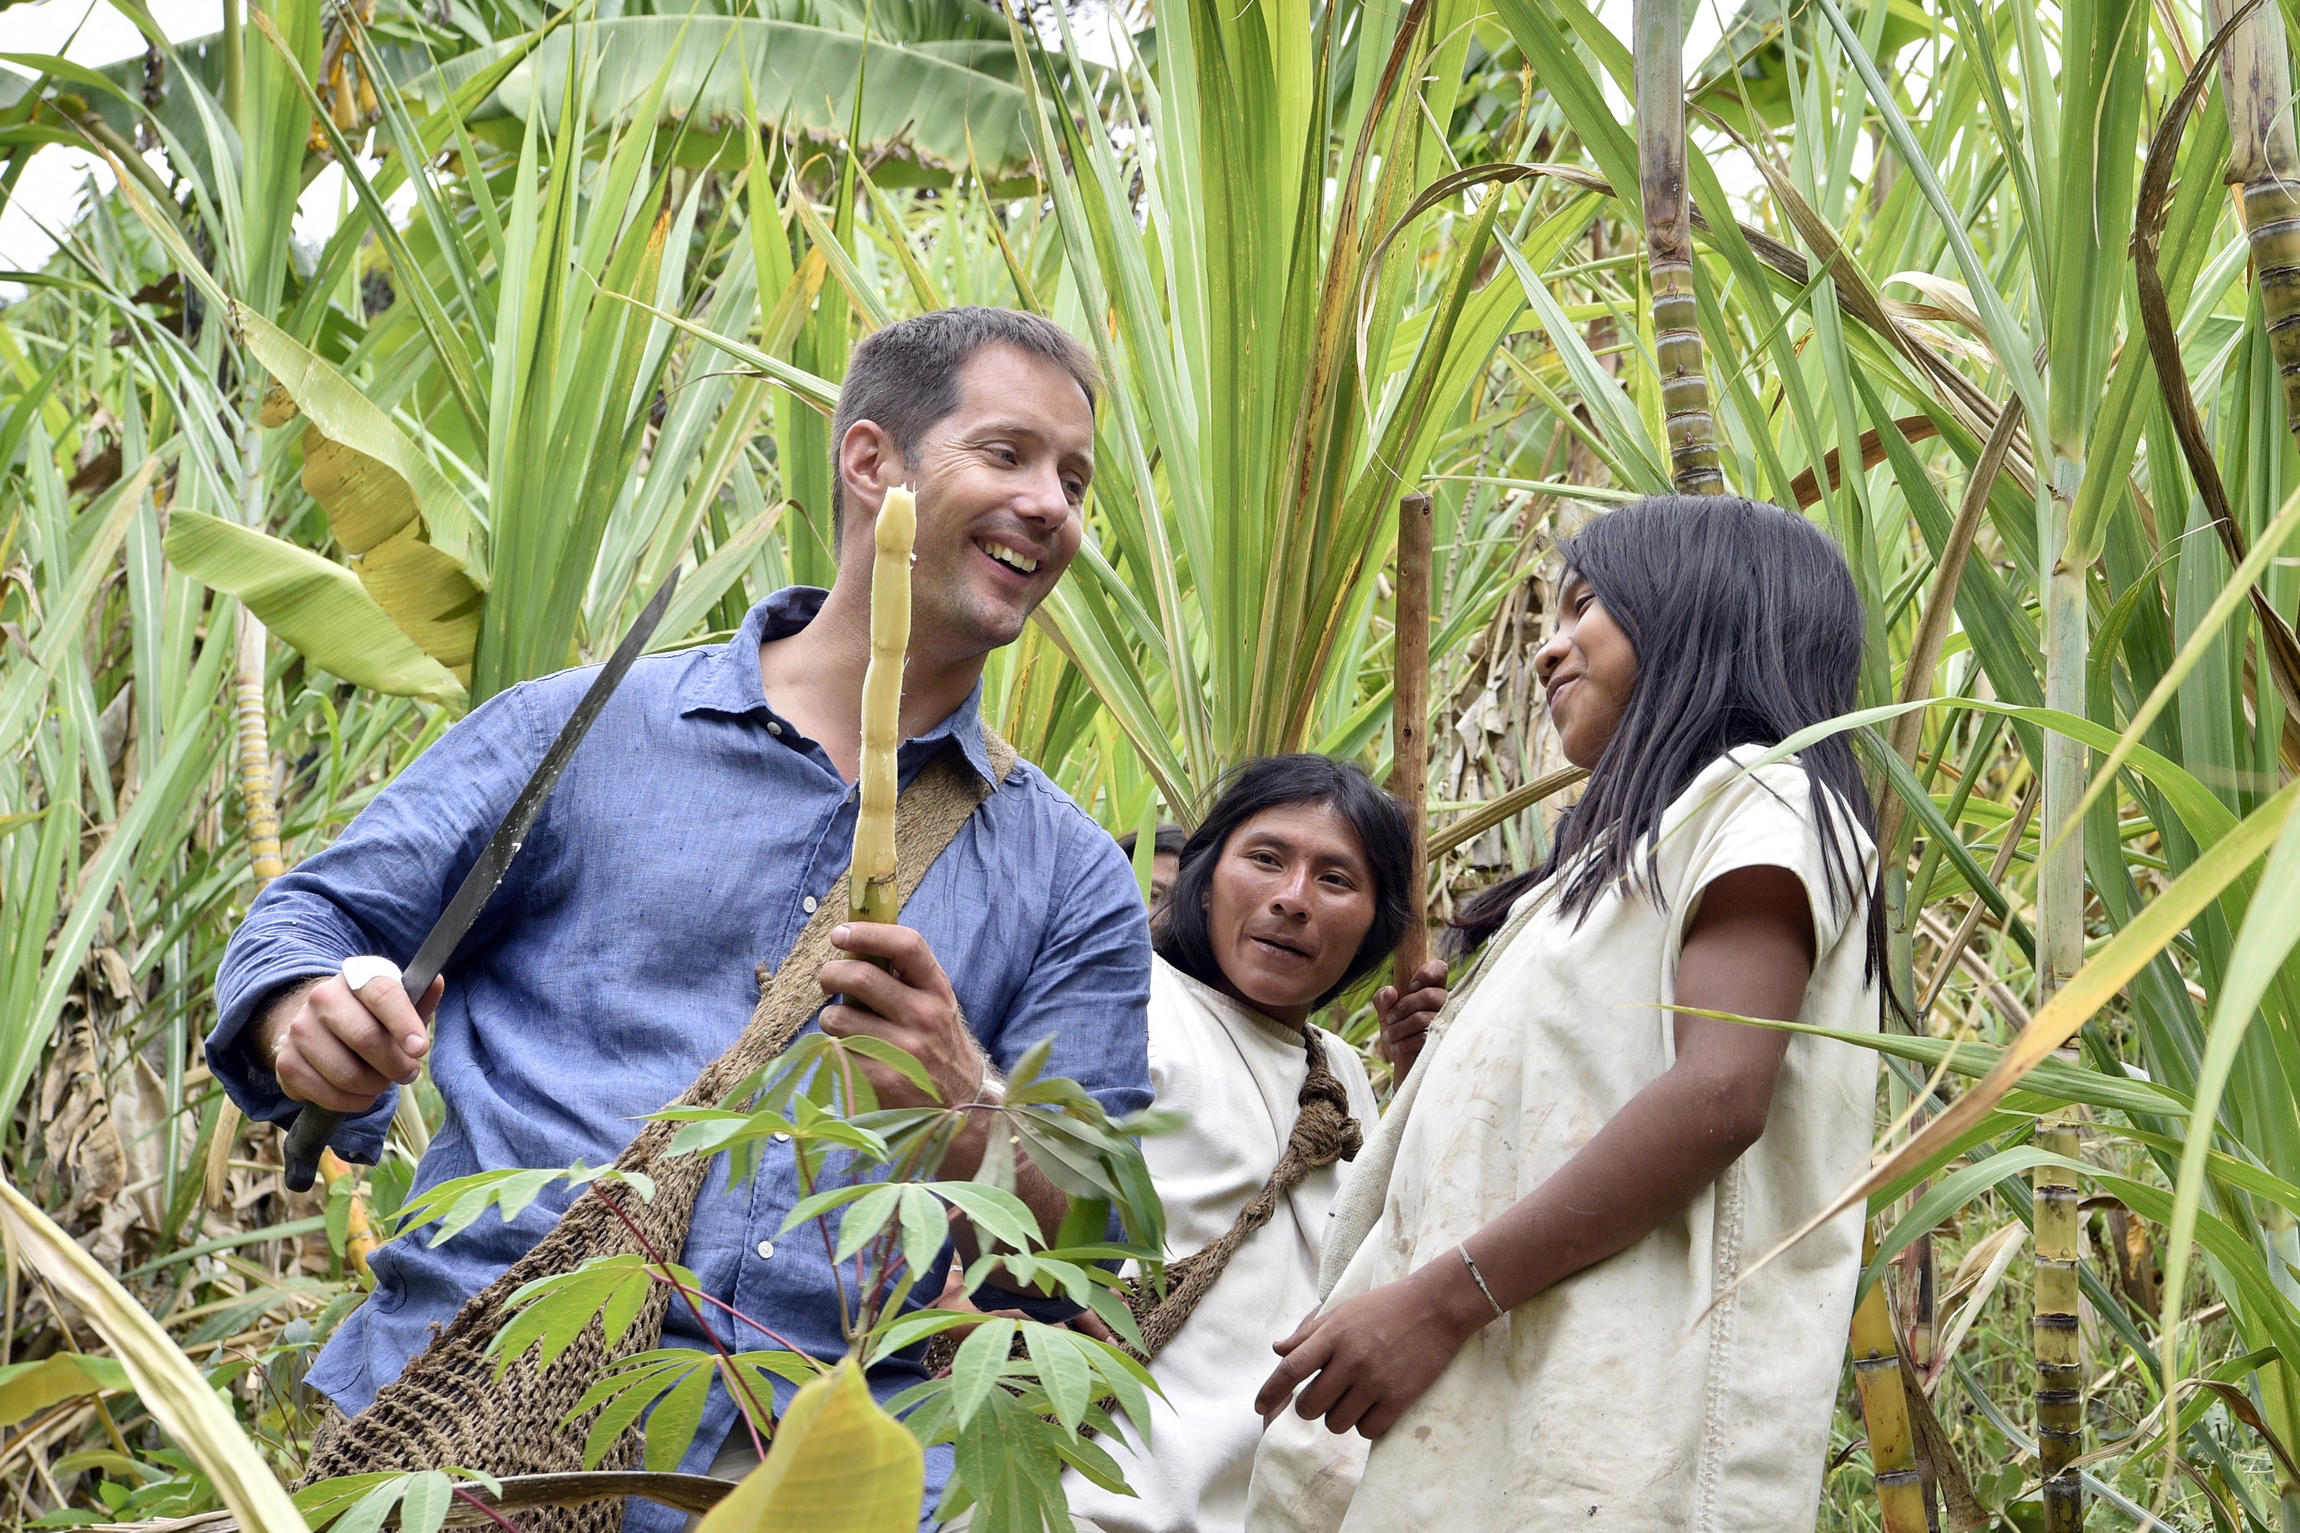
[208,588,1153,1529]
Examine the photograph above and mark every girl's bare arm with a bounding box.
[1255,863,1816,1439]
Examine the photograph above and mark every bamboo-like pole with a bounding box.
[1850,1228,1928,1533]
[2035,1111,2086,1530]
[1632,0,1724,497]
[208,608,286,1211]
[1386,492,1434,1063]
[2207,21,2300,1518]
[850,486,917,932]
[2214,0,2300,451]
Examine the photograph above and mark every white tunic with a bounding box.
[1246,750,1879,1533]
[1065,957,1380,1533]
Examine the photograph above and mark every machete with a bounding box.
[279,569,682,1193]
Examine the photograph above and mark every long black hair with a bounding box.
[1156,754,1416,1012]
[1451,496,1886,988]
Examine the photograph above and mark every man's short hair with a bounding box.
[830,307,1102,535]
[1116,823,1188,860]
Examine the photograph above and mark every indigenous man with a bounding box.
[207,307,1151,1527]
[1115,823,1187,909]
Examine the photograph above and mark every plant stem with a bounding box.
[850,486,916,932]
[1849,1229,1927,1533]
[1632,0,1723,496]
[1386,489,1433,1069]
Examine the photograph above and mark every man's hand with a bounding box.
[1254,1254,1492,1439]
[259,967,444,1114]
[1374,959,1448,1075]
[818,923,993,1111]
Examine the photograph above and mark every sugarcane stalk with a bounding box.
[2212,0,2300,456]
[2035,1107,2085,1529]
[208,606,286,1210]
[1632,0,1724,496]
[850,486,917,932]
[1386,491,1434,1061]
[2210,53,2300,1523]
[1851,1226,1928,1533]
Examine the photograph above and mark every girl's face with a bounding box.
[1202,801,1378,1029]
[1535,574,1638,768]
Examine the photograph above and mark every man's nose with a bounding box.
[1271,868,1311,914]
[1013,461,1072,527]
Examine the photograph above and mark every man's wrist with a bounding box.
[254,976,325,1075]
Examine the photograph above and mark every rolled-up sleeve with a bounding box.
[208,687,546,1161]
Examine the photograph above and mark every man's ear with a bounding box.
[836,419,905,531]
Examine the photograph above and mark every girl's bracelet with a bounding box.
[1459,1244,1508,1320]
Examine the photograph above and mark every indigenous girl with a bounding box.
[1062,755,1447,1533]
[1245,497,1884,1532]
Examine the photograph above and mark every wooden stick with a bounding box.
[1388,491,1434,996]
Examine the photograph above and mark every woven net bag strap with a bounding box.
[1123,1030,1363,1363]
[298,736,1017,1512]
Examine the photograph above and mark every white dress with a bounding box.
[1245,750,1880,1533]
[1064,957,1380,1533]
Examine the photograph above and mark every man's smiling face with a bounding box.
[896,343,1095,658]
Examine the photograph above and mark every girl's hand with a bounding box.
[1374,960,1449,1074]
[1253,1255,1493,1439]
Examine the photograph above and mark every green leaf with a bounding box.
[948,1318,1017,1429]
[0,1354,133,1427]
[1022,1323,1090,1434]
[395,1472,452,1533]
[162,513,464,705]
[643,1362,714,1473]
[432,17,1034,181]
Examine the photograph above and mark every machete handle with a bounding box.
[282,1106,341,1193]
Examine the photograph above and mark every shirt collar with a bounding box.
[678,587,1000,786]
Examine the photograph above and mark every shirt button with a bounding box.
[755,1239,776,1260]
[767,721,783,736]
[802,896,818,913]
[773,1131,791,1143]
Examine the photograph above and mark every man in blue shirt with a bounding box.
[207,307,1153,1527]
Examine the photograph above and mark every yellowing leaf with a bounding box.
[233,302,487,676]
[0,1175,310,1533]
[696,1360,921,1533]
[0,1353,132,1427]
[163,512,467,705]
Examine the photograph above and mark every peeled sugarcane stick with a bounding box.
[1849,1226,1928,1533]
[849,486,917,937]
[1384,492,1434,1071]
